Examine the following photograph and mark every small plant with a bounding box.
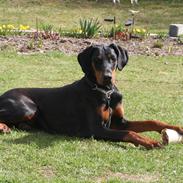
[41,23,54,34]
[104,24,129,40]
[1,24,16,36]
[59,27,81,38]
[79,18,101,38]
[18,24,30,35]
[27,36,43,50]
[157,31,167,40]
[152,40,164,49]
[0,24,30,36]
[58,28,68,37]
[0,24,15,36]
[37,37,43,48]
[115,24,130,40]
[39,23,59,40]
[27,39,35,50]
[108,24,125,38]
[19,24,30,31]
[131,28,149,39]
[177,35,183,45]
[115,24,125,33]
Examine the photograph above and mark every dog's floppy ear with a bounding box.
[77,46,94,75]
[109,43,128,71]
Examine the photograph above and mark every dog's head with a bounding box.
[78,43,128,87]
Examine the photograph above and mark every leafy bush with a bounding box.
[59,19,101,38]
[79,18,101,38]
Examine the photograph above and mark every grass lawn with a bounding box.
[0,0,183,32]
[0,50,183,182]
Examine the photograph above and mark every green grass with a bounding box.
[0,0,183,32]
[0,51,183,182]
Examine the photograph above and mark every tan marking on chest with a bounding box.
[97,105,111,122]
[112,103,124,118]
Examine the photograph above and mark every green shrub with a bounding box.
[157,31,167,40]
[41,23,54,33]
[79,18,101,38]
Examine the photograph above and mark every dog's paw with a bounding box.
[144,140,162,150]
[177,127,183,135]
[0,123,11,133]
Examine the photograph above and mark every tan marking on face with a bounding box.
[92,62,103,85]
[112,69,116,84]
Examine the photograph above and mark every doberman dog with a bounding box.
[0,43,182,149]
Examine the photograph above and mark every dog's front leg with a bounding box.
[95,104,161,149]
[125,120,183,134]
[111,103,183,134]
[93,125,162,149]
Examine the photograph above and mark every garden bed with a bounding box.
[0,34,182,56]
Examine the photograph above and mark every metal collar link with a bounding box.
[84,76,114,129]
[84,76,114,99]
[92,85,114,99]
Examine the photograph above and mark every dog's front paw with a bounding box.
[144,140,162,150]
[177,127,183,135]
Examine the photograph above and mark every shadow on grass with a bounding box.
[4,131,78,149]
[4,130,128,150]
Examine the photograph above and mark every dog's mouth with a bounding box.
[97,76,113,89]
[92,65,114,89]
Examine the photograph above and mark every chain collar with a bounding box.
[84,76,114,129]
[84,76,114,99]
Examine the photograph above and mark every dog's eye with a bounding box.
[111,56,116,62]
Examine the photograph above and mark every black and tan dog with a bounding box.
[0,44,182,149]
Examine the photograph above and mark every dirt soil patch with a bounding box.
[0,35,182,56]
[39,165,56,179]
[97,172,160,183]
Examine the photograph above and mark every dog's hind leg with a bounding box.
[0,94,37,132]
[0,122,11,133]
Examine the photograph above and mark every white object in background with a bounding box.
[96,0,120,3]
[131,0,138,4]
[113,0,120,3]
[162,129,183,144]
[129,9,140,15]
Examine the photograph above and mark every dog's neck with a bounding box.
[84,76,114,98]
